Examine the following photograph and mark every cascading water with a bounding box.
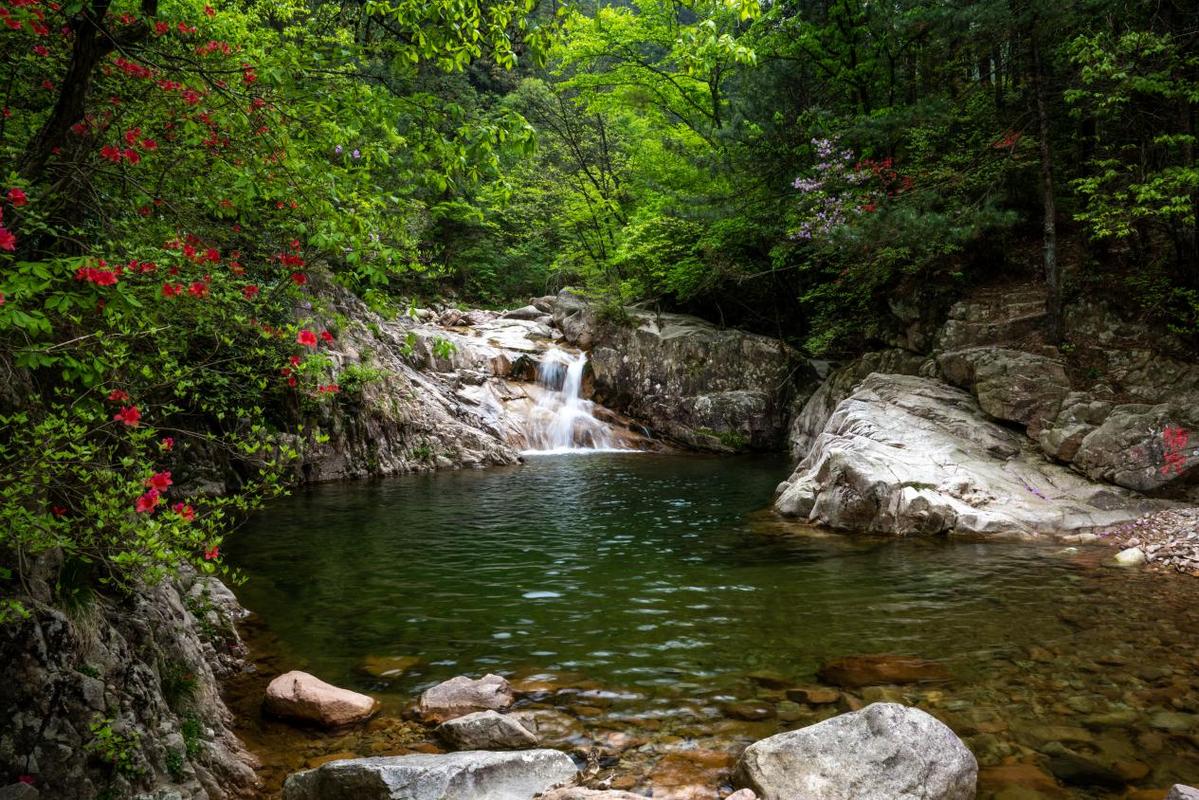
[523,349,621,453]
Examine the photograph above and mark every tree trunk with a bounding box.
[1030,31,1061,344]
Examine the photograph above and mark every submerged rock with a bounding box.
[282,750,578,800]
[737,703,977,800]
[817,654,950,688]
[1114,547,1147,567]
[264,670,379,728]
[1168,786,1199,800]
[436,710,539,750]
[418,673,515,723]
[774,374,1168,536]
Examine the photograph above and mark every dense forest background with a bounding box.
[1,0,1198,614]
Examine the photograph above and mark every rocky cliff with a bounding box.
[776,283,1199,536]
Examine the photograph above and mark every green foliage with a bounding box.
[87,717,144,779]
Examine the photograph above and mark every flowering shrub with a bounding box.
[0,0,550,620]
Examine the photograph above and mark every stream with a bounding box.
[227,452,1199,797]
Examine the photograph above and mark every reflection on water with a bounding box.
[229,453,1199,797]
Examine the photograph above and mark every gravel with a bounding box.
[1100,508,1199,576]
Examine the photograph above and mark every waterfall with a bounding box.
[523,349,620,453]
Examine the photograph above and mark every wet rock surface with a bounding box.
[264,671,379,728]
[737,703,977,800]
[436,710,540,750]
[281,749,578,800]
[417,674,516,724]
[1101,509,1199,575]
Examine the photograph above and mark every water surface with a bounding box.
[230,453,1199,796]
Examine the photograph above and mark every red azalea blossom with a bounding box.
[107,389,130,402]
[51,505,67,517]
[160,436,175,451]
[32,44,49,56]
[145,470,173,491]
[113,405,141,427]
[289,355,301,367]
[174,502,196,522]
[320,330,334,343]
[154,20,169,34]
[318,384,340,394]
[0,292,6,305]
[17,777,34,786]
[296,329,318,347]
[7,188,28,206]
[0,228,16,251]
[287,375,297,387]
[188,281,209,298]
[135,488,160,513]
[100,143,122,162]
[162,282,183,297]
[123,148,141,165]
[242,284,259,299]
[203,544,219,560]
[290,272,307,286]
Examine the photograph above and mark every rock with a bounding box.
[787,349,926,460]
[1167,786,1199,800]
[774,374,1168,536]
[722,702,775,721]
[1070,403,1199,493]
[1147,711,1199,732]
[737,703,977,800]
[817,654,949,688]
[0,785,39,800]
[785,686,840,705]
[417,674,515,723]
[436,710,539,750]
[724,791,757,800]
[650,749,736,800]
[507,709,587,747]
[937,348,1070,436]
[1045,751,1126,789]
[283,750,578,800]
[537,789,645,800]
[360,655,421,679]
[503,305,547,321]
[978,764,1065,798]
[264,670,380,728]
[775,701,805,722]
[552,291,815,451]
[1114,547,1147,566]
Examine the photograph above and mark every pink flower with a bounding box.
[135,488,160,513]
[113,405,141,427]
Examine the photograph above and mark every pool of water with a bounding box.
[229,453,1199,797]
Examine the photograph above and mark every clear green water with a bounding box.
[230,453,1199,794]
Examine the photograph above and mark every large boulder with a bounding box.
[787,349,927,460]
[264,671,379,728]
[436,710,539,751]
[283,750,578,800]
[417,674,515,723]
[1069,402,1199,495]
[552,292,814,451]
[737,703,977,800]
[774,374,1167,536]
[937,347,1070,436]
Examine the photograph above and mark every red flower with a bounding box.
[289,355,301,367]
[17,777,34,786]
[32,44,49,56]
[135,488,160,513]
[0,292,5,305]
[296,329,317,347]
[141,138,158,151]
[145,471,173,492]
[154,20,169,34]
[173,502,196,522]
[51,505,67,517]
[162,282,182,297]
[204,247,220,262]
[204,4,214,14]
[160,436,175,451]
[107,389,130,402]
[290,272,307,286]
[113,405,141,427]
[188,281,209,298]
[124,127,141,145]
[318,384,340,394]
[203,544,219,560]
[287,375,297,387]
[242,284,259,299]
[7,188,28,206]
[0,227,14,251]
[123,148,141,165]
